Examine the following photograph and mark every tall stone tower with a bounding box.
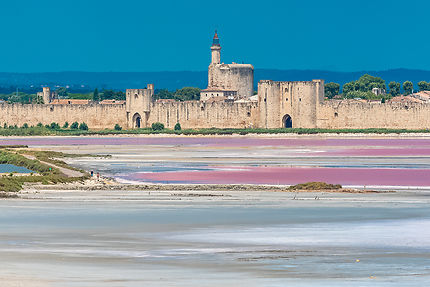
[211,31,221,65]
[201,31,254,101]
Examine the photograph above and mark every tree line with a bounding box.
[0,86,201,104]
[324,74,430,100]
[153,87,201,101]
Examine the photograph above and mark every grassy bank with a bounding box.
[1,126,430,136]
[0,149,89,192]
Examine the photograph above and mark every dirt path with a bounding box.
[22,154,84,178]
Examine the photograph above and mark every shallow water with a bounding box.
[39,136,430,188]
[2,135,430,187]
[1,191,430,286]
[0,163,33,173]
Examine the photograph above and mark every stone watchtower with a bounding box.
[125,84,154,128]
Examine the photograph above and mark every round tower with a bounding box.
[211,30,221,65]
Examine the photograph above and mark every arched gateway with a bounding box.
[132,113,142,128]
[282,114,292,128]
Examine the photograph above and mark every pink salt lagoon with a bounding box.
[127,166,430,187]
[2,136,430,188]
[2,136,430,148]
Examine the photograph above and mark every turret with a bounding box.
[211,30,221,65]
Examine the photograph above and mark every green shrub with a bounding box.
[114,124,122,131]
[151,122,164,131]
[22,123,29,129]
[288,182,342,190]
[79,122,88,130]
[50,122,60,129]
[36,122,43,127]
[70,122,79,129]
[174,123,181,131]
[63,122,69,128]
[3,123,6,129]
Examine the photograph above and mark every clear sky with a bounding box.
[0,0,428,72]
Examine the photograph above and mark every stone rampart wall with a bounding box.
[0,103,127,129]
[317,101,430,129]
[147,101,259,129]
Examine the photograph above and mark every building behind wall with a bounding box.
[36,87,57,104]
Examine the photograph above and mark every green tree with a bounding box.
[154,89,174,100]
[63,122,69,128]
[342,82,355,96]
[100,89,126,101]
[403,81,413,95]
[50,122,60,129]
[342,74,386,99]
[346,90,378,100]
[70,121,79,129]
[174,123,181,131]
[114,124,122,131]
[356,74,385,91]
[93,88,100,102]
[151,122,164,131]
[388,81,401,97]
[417,81,430,91]
[324,82,340,99]
[174,87,201,101]
[56,87,68,98]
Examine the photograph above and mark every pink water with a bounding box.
[2,136,430,148]
[126,166,430,186]
[3,136,430,187]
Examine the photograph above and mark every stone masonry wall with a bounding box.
[147,101,259,129]
[317,101,430,129]
[0,103,127,129]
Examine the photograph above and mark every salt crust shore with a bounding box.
[20,179,391,194]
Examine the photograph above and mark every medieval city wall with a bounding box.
[0,103,127,129]
[147,101,259,129]
[317,101,430,129]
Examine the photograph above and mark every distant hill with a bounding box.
[1,69,430,92]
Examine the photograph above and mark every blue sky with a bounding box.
[0,0,428,72]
